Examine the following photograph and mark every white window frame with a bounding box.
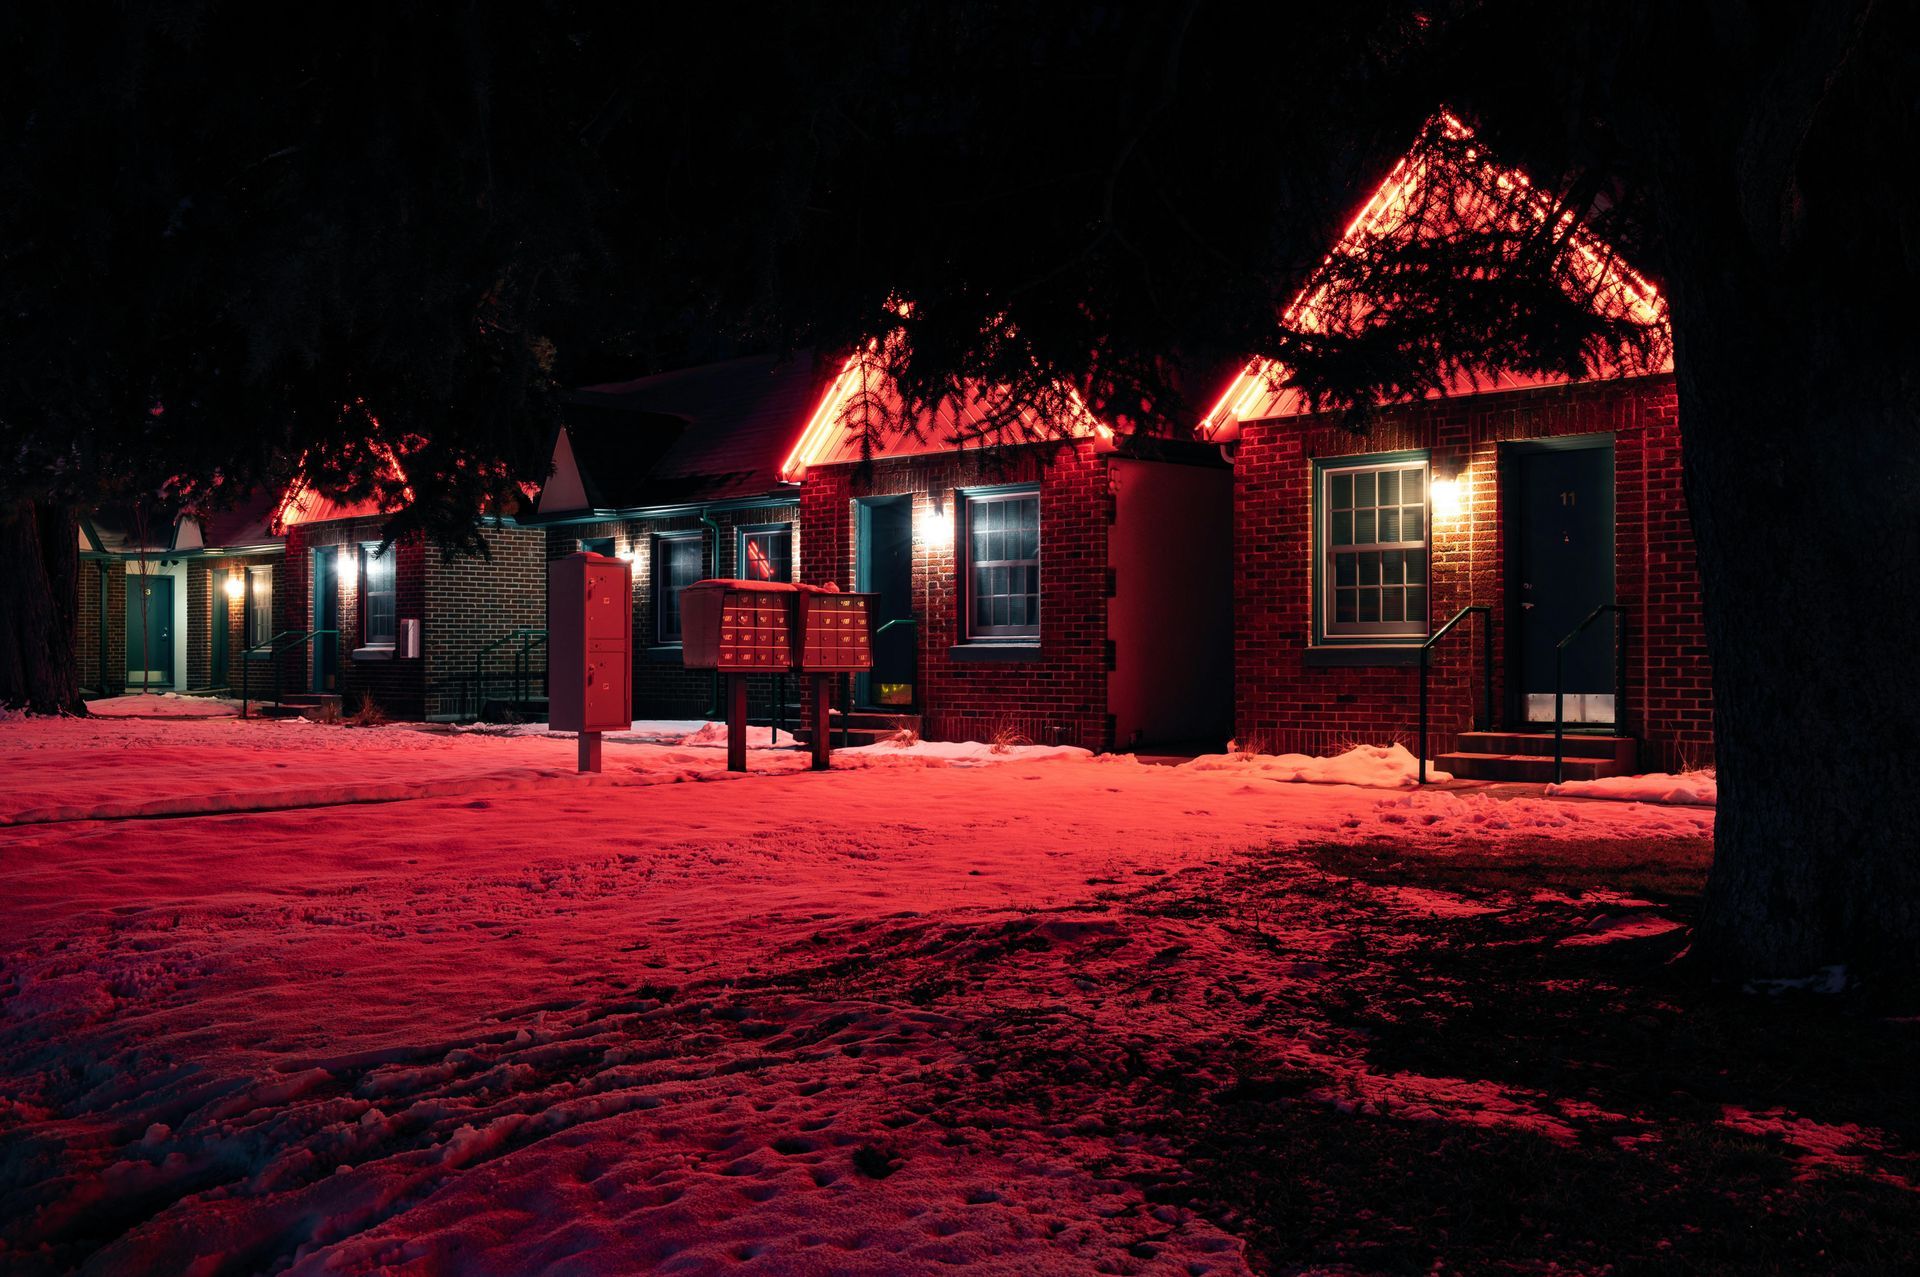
[653,532,704,645]
[962,488,1041,641]
[360,544,397,648]
[245,565,274,649]
[1318,456,1430,642]
[735,523,793,583]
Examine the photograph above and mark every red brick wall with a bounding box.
[544,504,801,719]
[74,563,119,694]
[1234,373,1713,770]
[800,441,1111,749]
[282,520,429,718]
[425,524,549,719]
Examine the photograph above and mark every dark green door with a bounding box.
[856,497,915,708]
[1509,440,1614,726]
[126,574,175,686]
[312,550,339,692]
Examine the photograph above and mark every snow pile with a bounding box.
[85,693,240,718]
[839,737,1093,767]
[674,720,797,748]
[1547,770,1716,806]
[1180,741,1448,789]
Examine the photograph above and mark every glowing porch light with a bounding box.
[336,545,357,587]
[915,501,953,549]
[224,572,246,601]
[1430,474,1463,521]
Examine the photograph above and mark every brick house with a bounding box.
[75,493,284,697]
[271,477,546,721]
[784,360,1233,751]
[1201,114,1711,777]
[531,354,819,719]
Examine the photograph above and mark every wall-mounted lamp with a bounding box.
[336,545,357,587]
[915,492,953,549]
[1429,456,1465,521]
[224,572,246,601]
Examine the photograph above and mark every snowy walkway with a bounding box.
[4,716,1891,1274]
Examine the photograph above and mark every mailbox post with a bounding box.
[681,580,796,773]
[680,580,878,772]
[793,589,877,771]
[549,551,632,773]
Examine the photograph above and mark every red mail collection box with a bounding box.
[549,551,632,733]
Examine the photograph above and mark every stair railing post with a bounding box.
[1418,643,1430,785]
[1553,643,1567,785]
[1615,609,1628,737]
[1480,606,1494,732]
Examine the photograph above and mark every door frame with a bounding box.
[311,547,339,693]
[1499,433,1616,730]
[854,495,915,710]
[123,559,186,690]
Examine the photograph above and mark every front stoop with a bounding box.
[1437,731,1637,782]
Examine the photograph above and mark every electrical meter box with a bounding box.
[795,590,877,672]
[548,551,632,733]
[680,580,798,672]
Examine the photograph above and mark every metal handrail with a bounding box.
[471,627,547,720]
[875,617,919,635]
[1417,605,1493,785]
[240,629,338,719]
[1554,603,1627,783]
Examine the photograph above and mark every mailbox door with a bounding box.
[583,643,630,731]
[585,564,629,641]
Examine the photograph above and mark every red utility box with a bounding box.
[549,553,632,765]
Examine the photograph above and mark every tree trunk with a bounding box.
[1669,253,1920,983]
[0,499,86,715]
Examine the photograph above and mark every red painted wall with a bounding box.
[1234,373,1713,770]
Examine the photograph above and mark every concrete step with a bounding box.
[1436,752,1627,782]
[1454,732,1637,769]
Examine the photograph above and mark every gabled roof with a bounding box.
[778,341,1111,482]
[192,489,284,550]
[80,487,286,556]
[79,503,185,556]
[1198,111,1671,439]
[272,443,413,530]
[540,354,822,515]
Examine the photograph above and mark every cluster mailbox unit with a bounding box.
[549,551,633,773]
[681,580,876,770]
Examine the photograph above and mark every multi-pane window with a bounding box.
[654,533,704,643]
[965,490,1040,640]
[1323,459,1429,639]
[245,566,273,648]
[738,525,792,582]
[361,545,396,646]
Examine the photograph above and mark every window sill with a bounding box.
[352,645,396,662]
[948,643,1040,663]
[1303,643,1425,668]
[644,644,685,664]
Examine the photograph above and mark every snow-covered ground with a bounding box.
[9,713,1881,1275]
